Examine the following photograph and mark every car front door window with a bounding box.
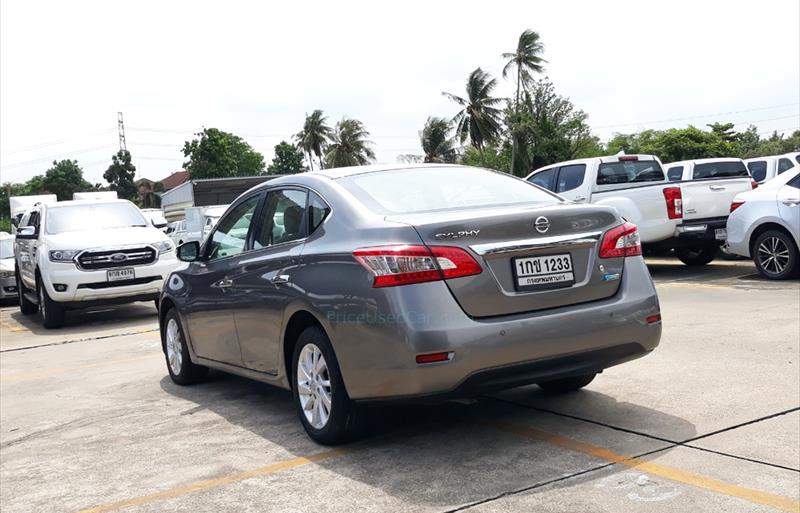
[206,196,259,260]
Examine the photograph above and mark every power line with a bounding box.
[0,128,116,156]
[0,145,117,170]
[594,102,799,129]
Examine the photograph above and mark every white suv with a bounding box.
[13,199,179,328]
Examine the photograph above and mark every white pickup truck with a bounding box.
[526,154,755,265]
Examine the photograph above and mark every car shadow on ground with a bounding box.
[159,371,696,507]
[5,301,158,337]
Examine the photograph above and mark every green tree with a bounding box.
[324,118,376,168]
[443,68,504,165]
[606,126,737,163]
[295,110,333,171]
[182,128,265,179]
[268,141,307,175]
[103,149,138,200]
[420,117,458,163]
[502,30,547,107]
[42,160,93,201]
[460,144,512,172]
[515,79,602,172]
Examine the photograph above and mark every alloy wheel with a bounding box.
[165,318,183,375]
[297,343,332,429]
[757,237,790,275]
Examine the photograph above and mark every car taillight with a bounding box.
[599,222,642,258]
[662,186,683,219]
[730,201,745,213]
[750,179,758,190]
[353,245,482,288]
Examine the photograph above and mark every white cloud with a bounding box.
[1,0,798,184]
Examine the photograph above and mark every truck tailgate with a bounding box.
[681,178,753,220]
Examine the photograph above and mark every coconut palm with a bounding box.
[324,118,376,168]
[420,117,457,163]
[294,110,332,171]
[502,29,547,107]
[442,68,504,165]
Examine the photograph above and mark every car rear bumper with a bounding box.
[330,256,661,401]
[675,216,728,245]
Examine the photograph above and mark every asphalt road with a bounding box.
[1,258,798,513]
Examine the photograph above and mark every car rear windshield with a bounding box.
[746,161,767,182]
[46,202,148,234]
[596,160,665,185]
[693,161,748,180]
[340,167,559,214]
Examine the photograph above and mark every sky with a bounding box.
[1,0,798,184]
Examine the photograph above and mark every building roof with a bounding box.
[160,170,189,191]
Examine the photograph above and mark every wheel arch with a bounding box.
[282,309,331,391]
[749,221,798,256]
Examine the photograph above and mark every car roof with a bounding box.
[665,157,744,166]
[308,163,462,179]
[46,199,132,209]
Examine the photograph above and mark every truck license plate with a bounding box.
[715,228,727,240]
[107,268,135,282]
[512,253,575,291]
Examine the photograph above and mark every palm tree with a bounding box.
[420,117,457,163]
[442,68,504,165]
[324,118,376,168]
[294,110,332,171]
[502,29,547,108]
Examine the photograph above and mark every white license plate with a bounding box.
[715,228,727,240]
[512,253,575,291]
[107,268,135,282]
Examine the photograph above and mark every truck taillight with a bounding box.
[353,245,482,288]
[662,187,683,220]
[751,179,758,190]
[730,201,745,213]
[599,222,642,258]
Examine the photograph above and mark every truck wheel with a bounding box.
[163,309,208,385]
[676,245,717,266]
[538,373,596,393]
[753,230,799,280]
[16,271,38,315]
[37,280,65,329]
[292,325,362,445]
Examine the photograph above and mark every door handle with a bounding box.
[271,274,290,284]
[782,200,800,207]
[216,278,233,288]
[573,196,587,203]
[709,185,726,191]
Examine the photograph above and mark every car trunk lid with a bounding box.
[387,203,625,318]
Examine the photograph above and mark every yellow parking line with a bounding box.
[0,319,28,332]
[489,420,800,513]
[0,355,156,382]
[75,448,351,513]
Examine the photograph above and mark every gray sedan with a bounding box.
[159,164,661,444]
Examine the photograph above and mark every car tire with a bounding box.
[676,244,717,266]
[16,271,38,315]
[162,309,208,385]
[752,229,799,280]
[292,325,361,445]
[37,279,65,329]
[537,373,596,393]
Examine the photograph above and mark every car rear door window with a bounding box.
[666,166,684,182]
[746,161,768,182]
[693,161,748,179]
[555,164,586,193]
[778,158,794,174]
[206,195,260,260]
[254,189,308,249]
[528,168,557,191]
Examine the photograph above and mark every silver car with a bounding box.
[159,164,662,444]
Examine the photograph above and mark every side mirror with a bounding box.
[177,241,200,262]
[15,226,36,239]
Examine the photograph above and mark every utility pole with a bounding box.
[117,112,127,152]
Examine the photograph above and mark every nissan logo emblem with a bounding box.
[534,216,550,234]
[110,253,128,262]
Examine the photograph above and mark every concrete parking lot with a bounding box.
[1,258,798,513]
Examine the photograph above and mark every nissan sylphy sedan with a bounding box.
[159,164,662,444]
